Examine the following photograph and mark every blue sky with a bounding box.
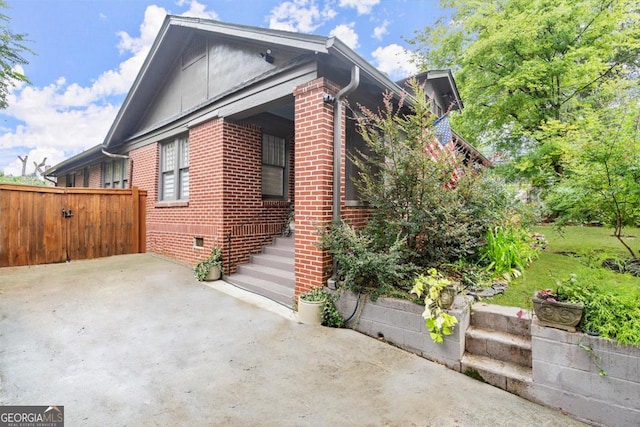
[1,0,444,176]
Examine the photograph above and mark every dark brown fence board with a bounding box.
[0,184,147,267]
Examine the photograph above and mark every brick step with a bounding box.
[461,352,533,396]
[465,326,531,368]
[471,302,532,337]
[235,263,295,288]
[250,253,294,272]
[225,273,294,308]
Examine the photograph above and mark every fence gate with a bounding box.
[0,184,147,267]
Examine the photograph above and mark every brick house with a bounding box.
[47,16,481,305]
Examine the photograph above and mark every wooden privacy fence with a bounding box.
[0,184,147,267]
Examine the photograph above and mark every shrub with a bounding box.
[320,221,415,300]
[557,277,640,346]
[351,80,515,270]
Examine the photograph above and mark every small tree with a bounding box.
[350,81,511,269]
[548,93,640,258]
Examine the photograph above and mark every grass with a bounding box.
[490,225,640,309]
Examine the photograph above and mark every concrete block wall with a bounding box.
[335,291,471,370]
[530,318,640,427]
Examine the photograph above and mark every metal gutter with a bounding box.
[332,65,360,223]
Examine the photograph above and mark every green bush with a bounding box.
[320,221,415,300]
[557,277,640,346]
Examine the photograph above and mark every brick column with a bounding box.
[293,78,340,297]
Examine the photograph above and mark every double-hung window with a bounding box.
[262,134,286,198]
[160,136,189,201]
[103,159,128,188]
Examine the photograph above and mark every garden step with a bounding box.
[471,303,532,337]
[461,353,533,396]
[465,326,532,368]
[250,253,295,272]
[225,273,294,308]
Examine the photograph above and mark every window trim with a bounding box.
[261,133,288,200]
[103,159,128,189]
[158,135,189,202]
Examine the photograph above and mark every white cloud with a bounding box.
[1,1,219,175]
[372,19,389,41]
[329,23,359,49]
[339,0,379,15]
[371,44,418,80]
[268,0,336,33]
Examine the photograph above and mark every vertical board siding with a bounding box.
[0,184,147,267]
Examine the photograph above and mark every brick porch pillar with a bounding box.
[293,78,341,297]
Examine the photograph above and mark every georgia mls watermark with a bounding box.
[0,406,64,427]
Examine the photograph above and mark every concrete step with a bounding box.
[273,236,295,248]
[250,253,295,272]
[263,245,294,258]
[471,303,532,337]
[461,353,533,397]
[236,263,295,288]
[465,326,531,368]
[225,274,294,308]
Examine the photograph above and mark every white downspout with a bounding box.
[332,66,360,223]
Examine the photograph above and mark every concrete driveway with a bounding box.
[0,254,586,426]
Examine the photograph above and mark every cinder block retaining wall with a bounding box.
[334,291,471,370]
[335,293,640,427]
[530,319,640,427]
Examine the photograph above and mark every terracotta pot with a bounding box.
[532,295,583,332]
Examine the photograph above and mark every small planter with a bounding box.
[205,265,221,281]
[532,296,584,332]
[297,298,325,325]
[437,286,457,309]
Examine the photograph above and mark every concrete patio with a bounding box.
[0,254,586,426]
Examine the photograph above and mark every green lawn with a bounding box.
[490,225,640,308]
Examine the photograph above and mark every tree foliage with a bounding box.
[350,81,514,268]
[0,0,31,109]
[409,0,640,153]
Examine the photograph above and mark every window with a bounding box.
[160,136,189,201]
[103,159,128,188]
[262,134,286,198]
[65,173,76,188]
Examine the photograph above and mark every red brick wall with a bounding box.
[88,164,102,188]
[129,118,290,270]
[342,206,372,229]
[293,78,340,296]
[221,121,291,273]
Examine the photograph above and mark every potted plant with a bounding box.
[411,268,459,343]
[533,275,584,332]
[194,247,224,281]
[297,287,327,325]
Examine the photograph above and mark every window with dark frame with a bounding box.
[65,173,76,187]
[261,134,286,198]
[159,135,189,201]
[103,159,128,189]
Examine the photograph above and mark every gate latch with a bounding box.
[61,208,74,218]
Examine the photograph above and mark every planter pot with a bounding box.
[297,298,325,325]
[532,296,583,332]
[437,286,457,309]
[205,265,221,281]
